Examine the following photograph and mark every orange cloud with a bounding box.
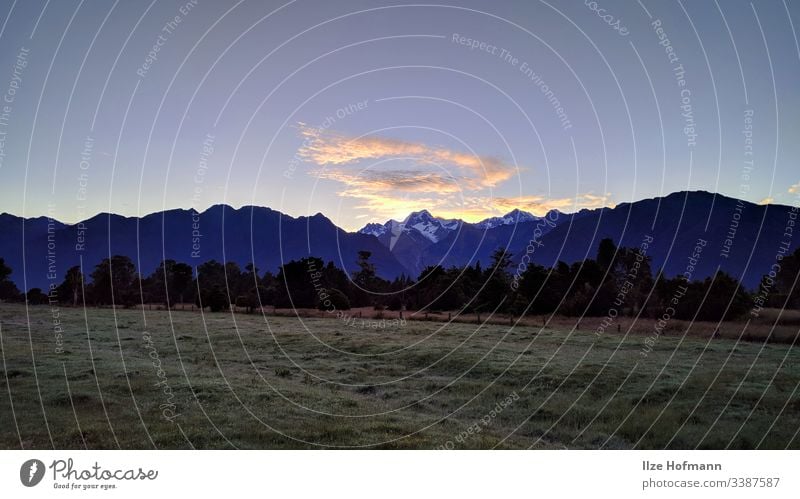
[334,190,452,226]
[330,190,614,229]
[297,124,516,190]
[295,124,613,229]
[310,167,463,194]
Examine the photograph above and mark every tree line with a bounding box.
[0,239,798,321]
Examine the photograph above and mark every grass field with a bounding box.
[1,302,798,449]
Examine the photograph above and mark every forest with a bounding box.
[1,238,798,322]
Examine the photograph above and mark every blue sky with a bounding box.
[0,0,798,230]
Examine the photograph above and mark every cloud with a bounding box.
[333,189,453,225]
[789,182,800,194]
[294,124,613,228]
[335,191,614,227]
[758,197,774,205]
[297,124,516,190]
[310,167,463,194]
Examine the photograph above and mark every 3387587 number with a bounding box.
[729,477,780,487]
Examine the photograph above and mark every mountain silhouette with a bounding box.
[0,205,406,290]
[360,191,797,288]
[0,191,796,290]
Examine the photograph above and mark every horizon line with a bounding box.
[1,189,792,232]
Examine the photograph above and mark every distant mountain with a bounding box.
[356,210,466,275]
[358,210,461,244]
[357,192,798,287]
[358,208,545,237]
[358,222,388,238]
[1,191,796,291]
[474,208,540,229]
[513,191,798,288]
[359,207,567,277]
[0,205,407,291]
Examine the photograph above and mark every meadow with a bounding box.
[1,302,798,449]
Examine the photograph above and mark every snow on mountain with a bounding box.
[357,209,462,244]
[359,222,388,237]
[358,208,555,242]
[404,210,452,243]
[474,209,539,229]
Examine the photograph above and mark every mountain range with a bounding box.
[357,208,563,276]
[1,191,796,291]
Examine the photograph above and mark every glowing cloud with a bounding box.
[295,124,613,227]
[297,124,516,190]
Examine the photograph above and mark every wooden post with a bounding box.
[448,312,451,321]
[617,324,621,333]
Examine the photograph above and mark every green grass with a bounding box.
[1,302,798,449]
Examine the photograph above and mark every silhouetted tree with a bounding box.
[24,288,49,305]
[615,246,655,316]
[56,265,84,306]
[317,288,350,311]
[561,259,604,316]
[695,271,752,321]
[274,257,324,309]
[476,248,513,313]
[596,237,617,270]
[257,269,277,307]
[148,260,194,307]
[195,260,230,311]
[234,263,263,313]
[0,258,20,301]
[415,265,467,312]
[203,285,229,312]
[517,263,559,315]
[770,247,800,309]
[90,255,138,306]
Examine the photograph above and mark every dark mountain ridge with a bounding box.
[0,191,796,290]
[0,204,407,291]
[359,191,797,288]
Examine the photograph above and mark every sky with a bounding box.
[0,0,798,231]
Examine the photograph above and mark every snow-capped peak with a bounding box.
[357,210,462,244]
[358,222,389,237]
[475,209,539,229]
[403,210,461,243]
